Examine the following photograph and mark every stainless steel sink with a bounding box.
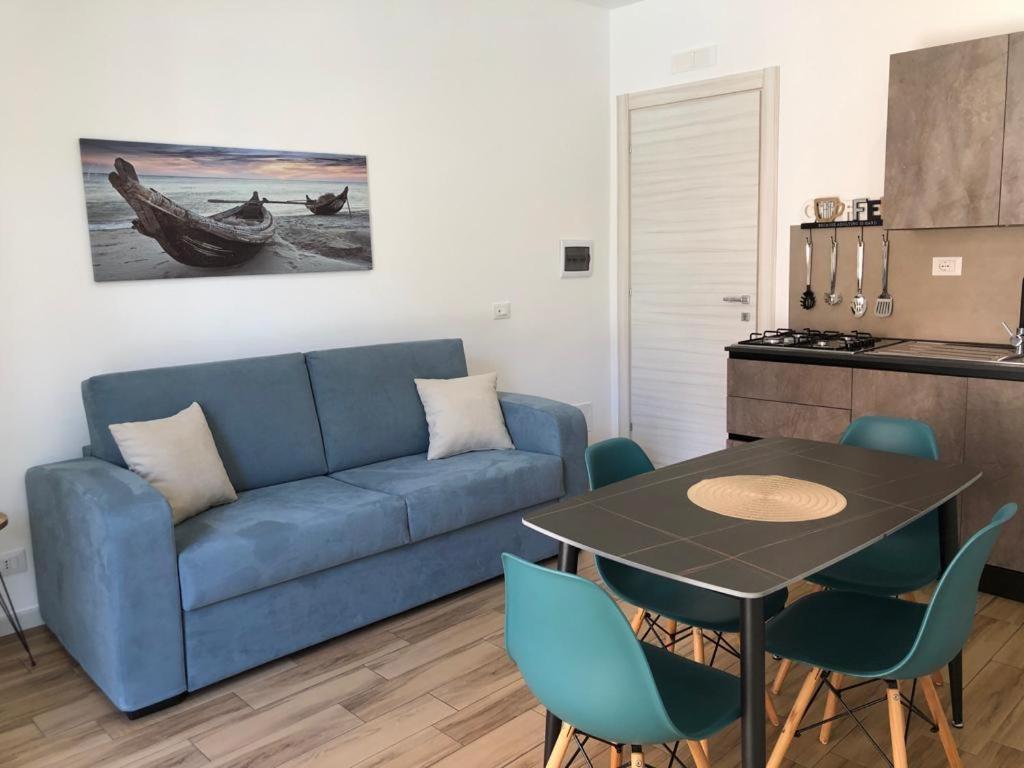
[866,340,1024,364]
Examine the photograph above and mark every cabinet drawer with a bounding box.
[728,359,851,408]
[727,396,850,442]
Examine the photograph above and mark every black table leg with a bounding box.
[0,569,35,667]
[740,596,766,768]
[937,496,964,727]
[544,542,580,763]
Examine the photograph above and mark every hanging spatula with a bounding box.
[874,233,893,318]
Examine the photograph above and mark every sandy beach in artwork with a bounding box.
[90,210,372,281]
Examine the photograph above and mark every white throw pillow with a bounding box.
[414,372,515,460]
[109,402,238,524]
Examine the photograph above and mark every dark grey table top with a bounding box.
[524,437,982,598]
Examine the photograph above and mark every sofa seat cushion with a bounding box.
[332,450,564,542]
[175,477,410,610]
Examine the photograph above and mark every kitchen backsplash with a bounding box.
[787,224,1024,344]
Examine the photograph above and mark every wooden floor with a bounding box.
[1,554,1023,768]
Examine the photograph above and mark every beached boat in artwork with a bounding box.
[305,187,351,215]
[107,157,275,268]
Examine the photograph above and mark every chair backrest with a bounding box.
[840,415,940,460]
[502,554,679,745]
[887,503,1017,680]
[586,437,655,490]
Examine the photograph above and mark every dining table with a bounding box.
[523,436,982,768]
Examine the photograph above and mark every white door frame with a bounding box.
[616,67,780,437]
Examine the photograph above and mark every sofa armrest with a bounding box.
[498,393,587,497]
[26,458,186,712]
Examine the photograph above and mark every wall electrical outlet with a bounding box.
[932,256,963,276]
[0,548,27,577]
[492,301,511,320]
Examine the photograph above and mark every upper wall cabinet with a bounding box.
[884,35,1009,229]
[1000,33,1024,225]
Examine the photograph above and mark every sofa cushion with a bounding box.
[174,477,410,610]
[83,353,327,492]
[332,450,564,542]
[306,339,468,472]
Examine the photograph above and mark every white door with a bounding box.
[629,89,761,466]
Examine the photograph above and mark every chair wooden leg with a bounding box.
[768,667,822,768]
[545,723,573,768]
[686,740,711,768]
[886,681,910,768]
[630,607,646,634]
[931,668,945,687]
[664,619,678,651]
[766,689,781,727]
[921,675,964,768]
[819,672,844,744]
[609,744,621,768]
[691,627,709,757]
[629,745,644,768]
[771,657,793,695]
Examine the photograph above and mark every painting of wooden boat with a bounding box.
[305,187,350,215]
[107,158,274,268]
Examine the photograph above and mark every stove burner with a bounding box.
[742,328,879,353]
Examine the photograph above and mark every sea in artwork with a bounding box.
[80,139,373,282]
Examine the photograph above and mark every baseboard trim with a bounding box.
[0,604,42,637]
[980,564,1024,603]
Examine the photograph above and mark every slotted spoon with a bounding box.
[800,234,815,309]
[874,233,893,317]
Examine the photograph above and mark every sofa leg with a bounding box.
[125,692,187,720]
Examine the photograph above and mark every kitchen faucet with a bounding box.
[999,321,1024,362]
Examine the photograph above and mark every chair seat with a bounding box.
[175,477,410,610]
[333,450,564,542]
[766,590,927,678]
[642,643,741,741]
[808,512,941,596]
[597,557,789,632]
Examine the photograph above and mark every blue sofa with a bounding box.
[26,339,585,715]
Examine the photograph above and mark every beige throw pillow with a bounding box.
[414,372,515,460]
[109,402,237,524]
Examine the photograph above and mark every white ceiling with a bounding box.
[574,0,645,9]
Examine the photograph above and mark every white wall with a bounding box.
[0,0,611,624]
[609,0,1024,379]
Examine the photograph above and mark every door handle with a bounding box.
[722,295,751,304]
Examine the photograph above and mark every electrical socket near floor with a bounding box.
[0,549,27,577]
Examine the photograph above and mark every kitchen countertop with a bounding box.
[727,339,1024,381]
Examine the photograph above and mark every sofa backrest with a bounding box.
[82,353,328,492]
[306,339,468,472]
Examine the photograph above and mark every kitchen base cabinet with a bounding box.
[851,369,967,462]
[963,378,1024,575]
[726,355,1024,601]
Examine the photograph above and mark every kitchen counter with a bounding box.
[727,339,1024,381]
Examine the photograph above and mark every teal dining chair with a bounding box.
[764,503,1017,768]
[772,416,943,696]
[586,438,787,743]
[503,553,741,768]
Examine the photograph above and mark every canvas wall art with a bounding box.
[80,139,372,282]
